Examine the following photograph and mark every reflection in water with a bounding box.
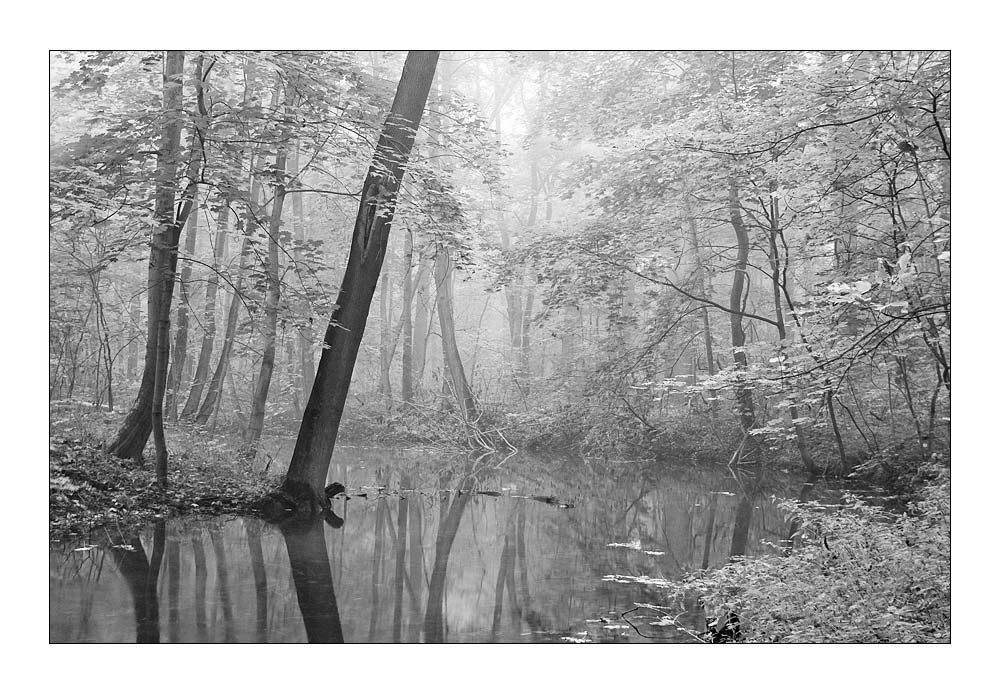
[50,447,844,643]
[392,490,408,642]
[106,521,164,643]
[425,490,472,642]
[209,528,235,642]
[166,534,180,642]
[282,519,344,643]
[191,529,208,641]
[246,522,268,642]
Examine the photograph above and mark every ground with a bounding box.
[49,403,278,541]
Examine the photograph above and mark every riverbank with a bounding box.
[665,465,950,643]
[49,405,278,541]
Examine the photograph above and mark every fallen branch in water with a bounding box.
[622,605,708,643]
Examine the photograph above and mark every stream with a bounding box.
[50,445,838,643]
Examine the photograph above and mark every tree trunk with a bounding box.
[290,144,316,411]
[520,285,534,392]
[434,248,476,421]
[683,195,717,405]
[195,235,250,425]
[181,199,227,419]
[412,252,432,393]
[245,119,288,457]
[107,51,197,466]
[400,232,416,404]
[765,187,820,475]
[378,242,393,406]
[278,51,439,510]
[727,178,757,443]
[126,298,140,380]
[165,190,199,422]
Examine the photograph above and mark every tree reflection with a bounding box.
[729,467,763,559]
[165,531,180,642]
[191,528,208,641]
[281,519,344,643]
[108,519,165,643]
[392,487,409,642]
[700,493,719,570]
[369,495,388,640]
[209,527,235,641]
[406,476,425,643]
[424,484,473,642]
[783,478,817,554]
[246,521,269,642]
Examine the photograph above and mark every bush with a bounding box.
[668,467,950,643]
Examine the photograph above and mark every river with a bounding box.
[50,444,835,643]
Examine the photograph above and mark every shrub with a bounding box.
[668,467,950,643]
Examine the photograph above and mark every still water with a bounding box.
[50,445,828,643]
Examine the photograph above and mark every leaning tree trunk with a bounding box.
[275,51,439,513]
[107,51,193,465]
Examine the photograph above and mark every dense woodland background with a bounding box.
[49,50,950,484]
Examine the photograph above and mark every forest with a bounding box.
[49,50,950,645]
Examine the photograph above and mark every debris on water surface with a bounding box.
[607,539,642,550]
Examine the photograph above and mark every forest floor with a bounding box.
[49,403,278,541]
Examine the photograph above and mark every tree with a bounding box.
[245,82,291,457]
[274,51,440,513]
[106,51,200,485]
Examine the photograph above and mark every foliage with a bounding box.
[665,467,950,643]
[50,51,949,484]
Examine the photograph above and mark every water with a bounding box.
[50,445,827,643]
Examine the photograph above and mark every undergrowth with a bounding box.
[666,465,950,643]
[49,403,278,541]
